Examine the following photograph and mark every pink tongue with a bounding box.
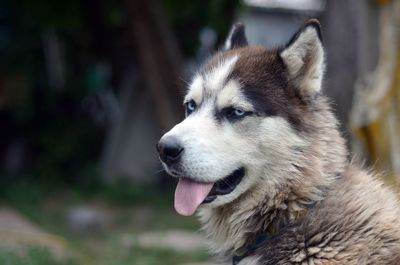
[174,178,214,216]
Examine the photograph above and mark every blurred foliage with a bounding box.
[0,177,164,212]
[0,179,205,265]
[0,0,83,73]
[0,1,240,264]
[6,0,83,31]
[0,0,241,185]
[0,247,79,265]
[163,0,241,56]
[0,0,105,183]
[0,176,199,232]
[0,246,208,265]
[92,246,208,265]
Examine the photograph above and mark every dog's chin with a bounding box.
[201,167,245,204]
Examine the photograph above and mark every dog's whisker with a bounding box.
[154,168,166,174]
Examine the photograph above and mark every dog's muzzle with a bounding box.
[157,135,246,216]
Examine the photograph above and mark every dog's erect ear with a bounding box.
[224,22,248,50]
[280,19,325,99]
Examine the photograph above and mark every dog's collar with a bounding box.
[232,201,317,265]
[232,233,269,265]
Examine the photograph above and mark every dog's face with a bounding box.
[157,20,325,216]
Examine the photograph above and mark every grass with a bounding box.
[0,247,79,265]
[0,178,209,265]
[0,246,209,265]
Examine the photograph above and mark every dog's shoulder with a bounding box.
[252,165,400,265]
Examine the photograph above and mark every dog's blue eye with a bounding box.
[185,100,197,115]
[222,107,250,121]
[234,109,245,117]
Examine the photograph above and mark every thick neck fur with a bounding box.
[197,95,348,259]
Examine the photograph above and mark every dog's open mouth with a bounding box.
[174,167,245,216]
[202,167,245,204]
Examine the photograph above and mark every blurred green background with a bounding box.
[0,0,399,264]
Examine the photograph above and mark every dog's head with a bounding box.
[157,20,336,216]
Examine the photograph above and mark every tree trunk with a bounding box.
[124,0,184,131]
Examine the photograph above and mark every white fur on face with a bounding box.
[162,108,306,208]
[162,106,242,182]
[205,55,238,92]
[184,55,238,105]
[217,80,254,111]
[205,116,307,206]
[161,54,307,207]
[184,75,203,104]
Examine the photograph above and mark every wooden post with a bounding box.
[124,0,184,131]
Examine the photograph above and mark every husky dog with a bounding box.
[157,19,400,264]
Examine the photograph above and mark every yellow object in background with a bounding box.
[374,0,391,6]
[351,0,400,185]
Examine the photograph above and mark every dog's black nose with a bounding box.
[157,136,184,165]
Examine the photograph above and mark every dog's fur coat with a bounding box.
[158,20,400,264]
